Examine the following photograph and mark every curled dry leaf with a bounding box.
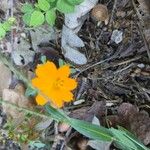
[91,4,109,25]
[0,62,11,97]
[69,101,106,122]
[62,0,98,65]
[30,26,56,52]
[12,37,35,66]
[107,103,150,145]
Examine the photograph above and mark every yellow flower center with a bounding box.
[53,78,64,89]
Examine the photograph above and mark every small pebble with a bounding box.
[73,99,85,105]
[137,63,145,68]
[111,29,123,44]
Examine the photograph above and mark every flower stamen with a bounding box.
[53,78,64,89]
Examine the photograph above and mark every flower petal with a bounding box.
[36,61,57,78]
[47,89,65,108]
[63,78,77,90]
[52,98,64,108]
[61,91,74,102]
[32,77,53,93]
[58,65,70,77]
[36,94,48,105]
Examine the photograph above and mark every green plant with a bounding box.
[0,49,149,150]
[45,105,149,150]
[0,17,15,39]
[22,0,83,27]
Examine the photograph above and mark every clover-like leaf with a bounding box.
[21,3,34,13]
[38,0,50,11]
[56,0,75,13]
[23,13,31,26]
[2,22,11,32]
[45,9,56,26]
[0,23,6,39]
[30,10,45,27]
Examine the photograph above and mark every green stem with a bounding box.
[0,99,49,119]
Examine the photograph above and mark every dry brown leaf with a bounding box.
[115,103,150,145]
[2,83,35,120]
[69,101,106,122]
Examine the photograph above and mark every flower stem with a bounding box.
[0,99,49,119]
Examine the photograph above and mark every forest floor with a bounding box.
[0,0,150,150]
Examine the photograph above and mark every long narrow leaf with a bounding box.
[45,105,113,141]
[70,118,113,141]
[45,105,69,123]
[111,128,148,150]
[117,126,149,150]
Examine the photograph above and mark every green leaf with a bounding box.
[70,118,113,141]
[41,55,47,64]
[71,68,77,74]
[47,0,55,2]
[29,141,46,149]
[25,86,38,97]
[117,126,148,150]
[22,13,31,26]
[8,17,16,25]
[38,0,50,11]
[45,105,70,122]
[2,22,11,31]
[34,3,40,9]
[30,10,45,27]
[56,0,75,13]
[45,104,149,150]
[21,3,34,13]
[45,105,113,141]
[66,0,83,5]
[58,58,65,67]
[0,23,6,39]
[45,9,56,26]
[111,128,141,150]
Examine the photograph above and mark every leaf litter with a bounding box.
[0,0,150,149]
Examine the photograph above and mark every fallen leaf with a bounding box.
[12,37,35,66]
[108,103,150,145]
[2,83,35,120]
[61,0,98,65]
[30,26,56,51]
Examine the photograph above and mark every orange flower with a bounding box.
[32,61,77,108]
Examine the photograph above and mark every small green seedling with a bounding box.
[0,17,16,39]
[22,0,84,27]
